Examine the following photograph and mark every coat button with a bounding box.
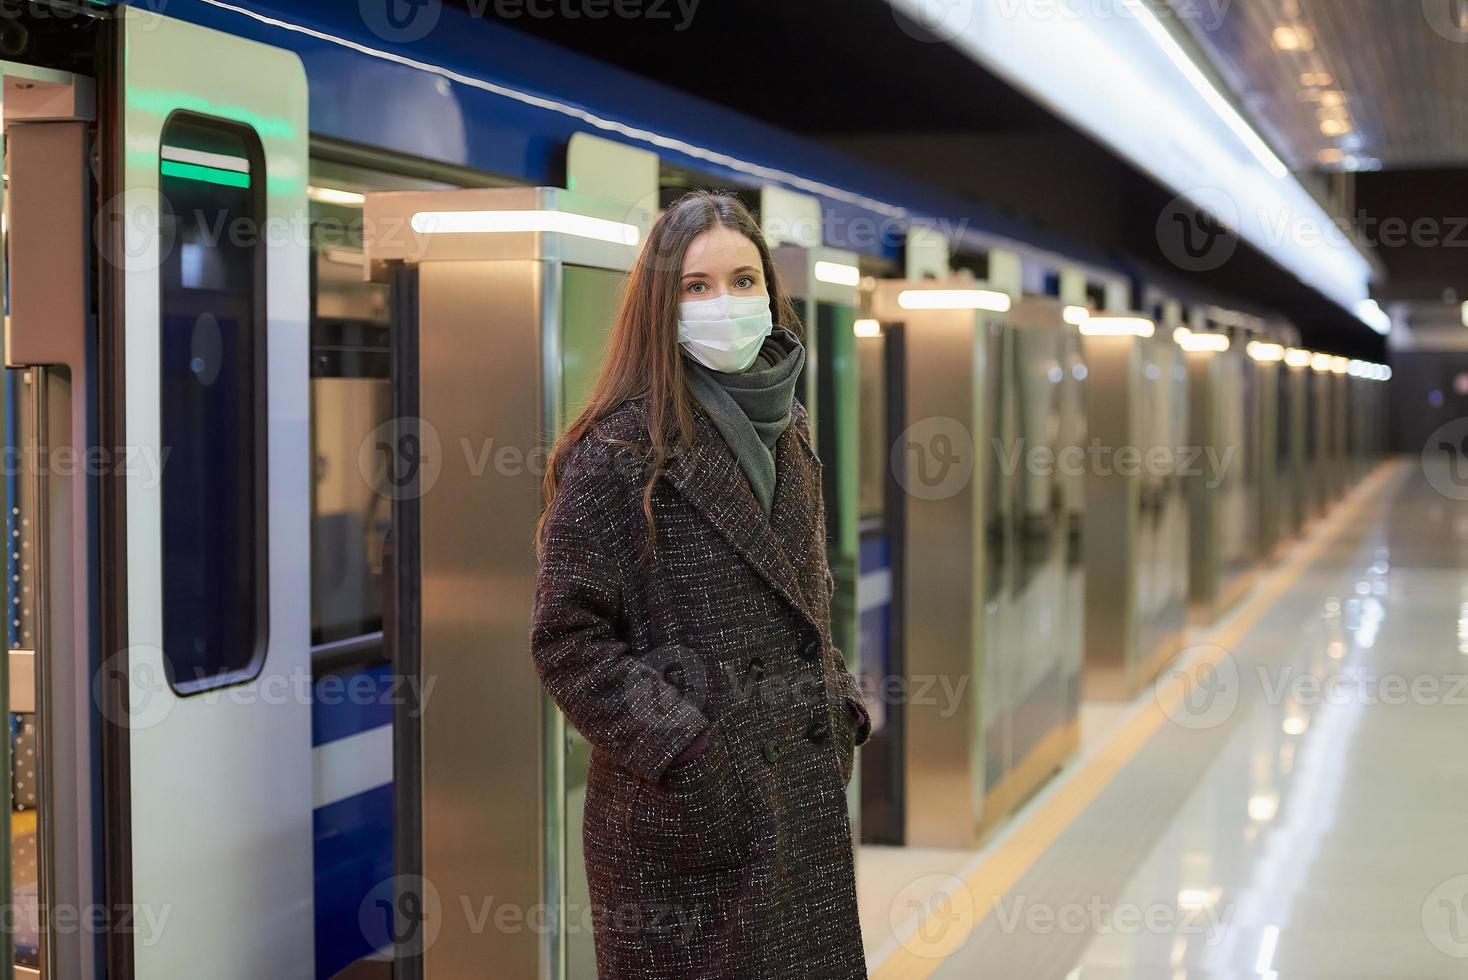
[746,656,764,682]
[807,718,831,743]
[800,638,822,662]
[762,738,782,764]
[662,662,686,692]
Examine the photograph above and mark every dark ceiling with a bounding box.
[453,0,1443,357]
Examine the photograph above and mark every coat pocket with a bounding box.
[625,717,754,869]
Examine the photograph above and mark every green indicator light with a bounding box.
[161,160,251,189]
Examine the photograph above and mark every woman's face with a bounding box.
[680,226,766,301]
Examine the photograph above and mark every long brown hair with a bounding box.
[536,190,803,552]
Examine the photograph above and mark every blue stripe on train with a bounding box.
[314,782,393,979]
[312,662,396,747]
[313,663,396,978]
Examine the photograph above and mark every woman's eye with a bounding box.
[735,276,756,289]
[687,282,707,294]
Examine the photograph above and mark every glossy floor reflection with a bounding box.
[866,461,1468,979]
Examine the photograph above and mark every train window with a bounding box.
[306,156,470,658]
[157,114,268,693]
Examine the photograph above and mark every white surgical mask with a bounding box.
[677,292,774,373]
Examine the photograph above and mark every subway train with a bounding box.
[0,2,1392,978]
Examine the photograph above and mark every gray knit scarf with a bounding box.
[683,327,806,515]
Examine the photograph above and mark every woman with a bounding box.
[531,190,870,979]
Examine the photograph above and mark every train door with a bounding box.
[992,298,1079,824]
[980,317,1013,823]
[854,318,903,844]
[363,183,647,980]
[1057,327,1087,725]
[4,56,103,979]
[110,10,316,977]
[3,10,316,977]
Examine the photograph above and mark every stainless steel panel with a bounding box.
[1080,336,1139,700]
[418,259,550,979]
[885,299,986,848]
[1254,359,1281,559]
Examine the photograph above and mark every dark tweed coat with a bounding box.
[532,397,870,979]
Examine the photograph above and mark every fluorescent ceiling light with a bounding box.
[1461,300,1468,328]
[1378,365,1393,382]
[1330,356,1349,375]
[1247,341,1285,362]
[1173,326,1192,345]
[814,261,861,287]
[896,289,1012,312]
[1271,26,1312,51]
[1284,348,1313,368]
[882,0,1375,314]
[1347,359,1368,377]
[1125,0,1289,179]
[1311,353,1333,372]
[1356,299,1391,335]
[1062,305,1090,326]
[853,318,882,338]
[410,209,641,246]
[1080,315,1155,338]
[161,144,250,173]
[309,185,367,206]
[1178,331,1230,352]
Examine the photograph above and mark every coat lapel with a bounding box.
[665,409,823,632]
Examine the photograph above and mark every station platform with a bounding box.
[859,460,1468,979]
